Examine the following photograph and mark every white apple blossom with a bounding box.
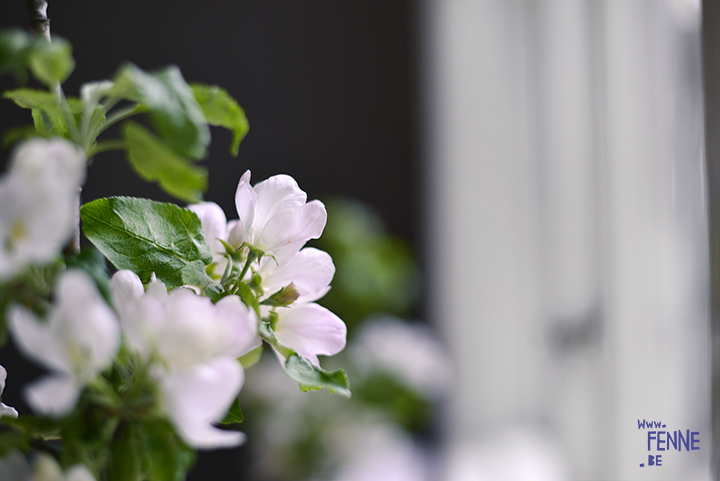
[110,270,260,448]
[9,269,120,417]
[188,170,328,275]
[0,139,85,280]
[0,365,18,419]
[272,303,346,367]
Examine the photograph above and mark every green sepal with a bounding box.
[220,397,244,425]
[191,83,249,155]
[260,282,300,308]
[238,344,263,369]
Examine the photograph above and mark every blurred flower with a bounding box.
[0,451,95,481]
[9,269,119,417]
[352,316,451,398]
[32,454,95,481]
[110,270,259,448]
[0,139,85,280]
[0,365,18,419]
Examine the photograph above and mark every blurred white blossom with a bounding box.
[352,317,451,397]
[0,365,18,418]
[9,269,120,417]
[32,454,96,481]
[110,270,260,448]
[0,139,85,280]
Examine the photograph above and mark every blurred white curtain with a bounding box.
[423,1,709,479]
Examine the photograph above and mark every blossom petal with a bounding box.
[274,303,347,366]
[25,375,79,417]
[9,306,70,373]
[161,358,246,449]
[261,247,334,302]
[252,174,307,233]
[234,170,256,235]
[214,295,261,357]
[188,202,227,258]
[262,200,327,259]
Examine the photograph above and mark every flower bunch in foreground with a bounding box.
[0,27,350,481]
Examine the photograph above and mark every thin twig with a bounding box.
[26,0,51,43]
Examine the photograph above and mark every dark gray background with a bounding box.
[0,2,420,479]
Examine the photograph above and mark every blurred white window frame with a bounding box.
[422,1,709,479]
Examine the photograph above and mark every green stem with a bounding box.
[98,104,144,135]
[87,139,126,157]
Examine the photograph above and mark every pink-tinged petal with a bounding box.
[161,358,246,449]
[234,170,256,234]
[25,375,79,417]
[187,202,228,257]
[252,174,307,232]
[262,200,327,258]
[261,248,335,303]
[274,303,347,366]
[214,296,261,357]
[9,306,70,373]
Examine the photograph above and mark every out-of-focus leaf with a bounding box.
[108,423,141,481]
[123,122,207,202]
[0,29,32,82]
[137,419,195,481]
[191,84,249,155]
[27,37,75,86]
[113,64,209,159]
[80,196,218,290]
[4,89,84,138]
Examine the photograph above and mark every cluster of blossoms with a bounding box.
[0,138,347,465]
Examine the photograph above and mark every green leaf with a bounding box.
[191,83,249,155]
[109,423,141,481]
[114,64,209,159]
[80,196,217,289]
[27,37,75,86]
[284,354,351,398]
[238,344,262,369]
[4,89,84,138]
[0,29,32,82]
[137,420,195,481]
[220,397,244,425]
[123,122,207,202]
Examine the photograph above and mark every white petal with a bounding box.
[10,138,86,191]
[25,375,79,417]
[54,271,120,381]
[214,295,261,357]
[262,200,327,258]
[234,170,256,236]
[0,403,18,419]
[261,247,334,302]
[187,202,227,258]
[226,220,248,250]
[66,464,98,481]
[9,306,71,373]
[252,174,307,233]
[161,358,246,449]
[274,303,347,366]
